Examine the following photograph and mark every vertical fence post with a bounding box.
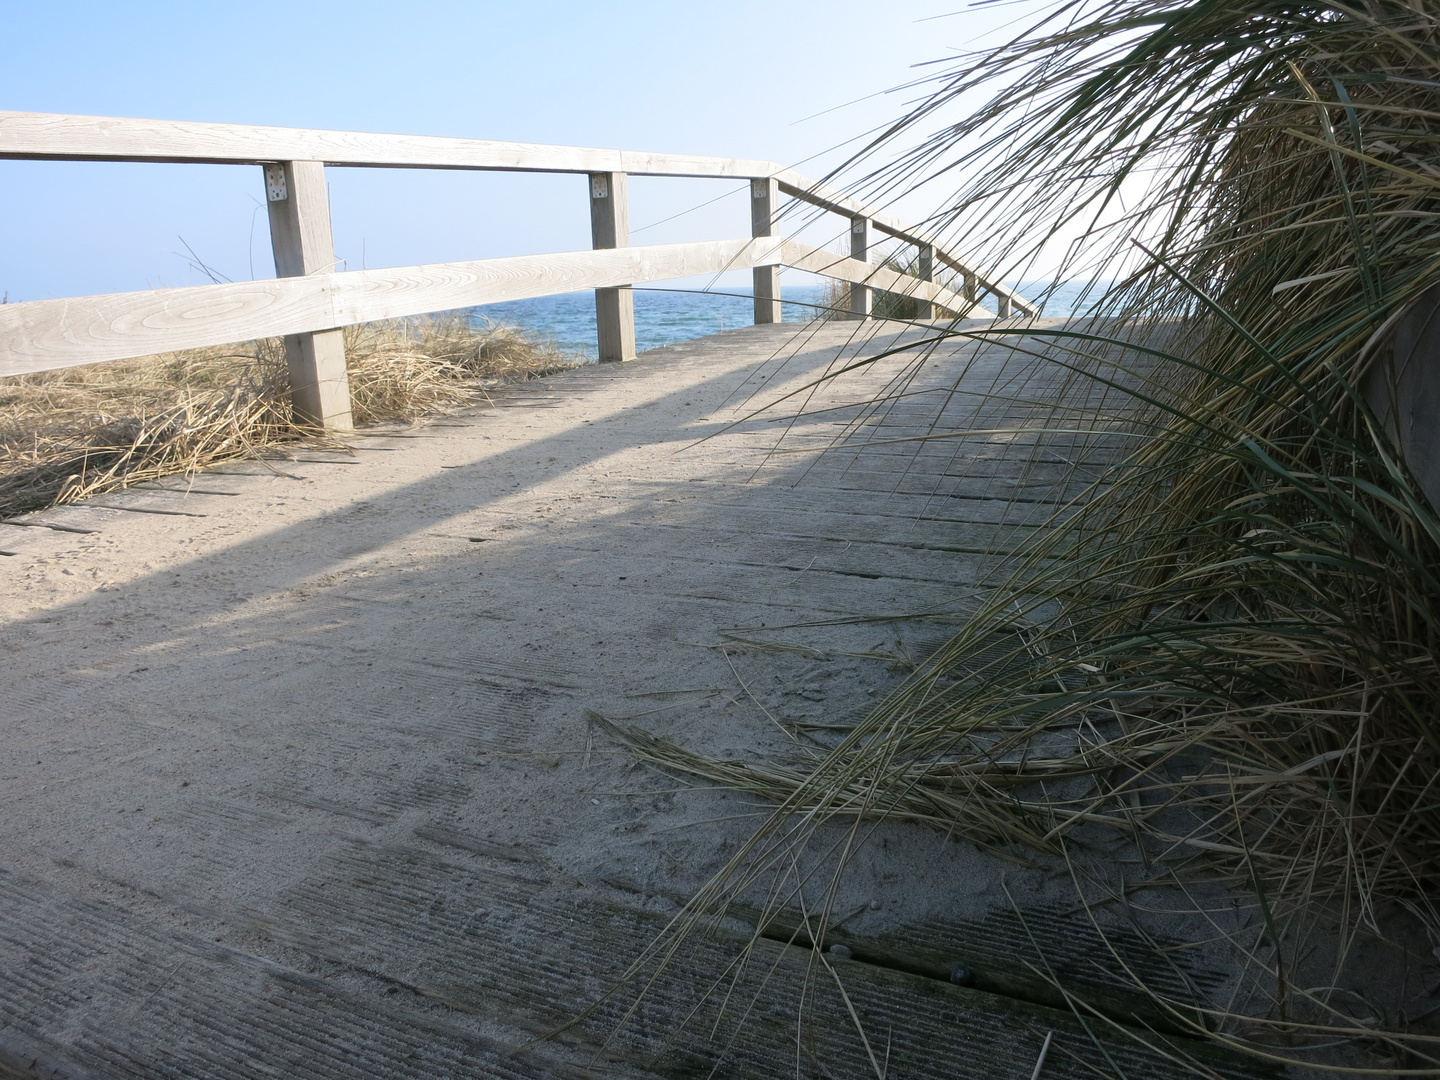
[264,160,352,431]
[589,172,636,362]
[751,178,782,325]
[1365,283,1440,508]
[996,292,1013,318]
[848,216,872,319]
[914,243,936,321]
[963,271,978,309]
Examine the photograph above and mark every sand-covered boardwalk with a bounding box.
[0,321,1267,1079]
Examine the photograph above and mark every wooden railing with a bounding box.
[0,111,1037,430]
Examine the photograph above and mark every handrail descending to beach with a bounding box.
[0,111,1037,430]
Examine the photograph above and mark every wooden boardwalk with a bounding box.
[0,321,1269,1079]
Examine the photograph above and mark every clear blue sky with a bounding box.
[0,1,1031,302]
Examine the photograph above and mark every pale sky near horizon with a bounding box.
[0,0,1042,303]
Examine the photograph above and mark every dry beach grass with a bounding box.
[0,315,574,518]
[599,0,1440,1072]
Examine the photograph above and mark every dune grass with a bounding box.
[0,314,574,518]
[598,0,1440,1072]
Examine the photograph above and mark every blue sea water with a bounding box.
[470,281,1099,359]
[1015,280,1110,318]
[470,285,826,359]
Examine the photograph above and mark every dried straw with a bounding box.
[0,314,574,517]
[601,0,1440,1071]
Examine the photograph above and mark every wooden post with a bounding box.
[848,216,872,319]
[963,271,978,307]
[914,243,935,320]
[996,292,1012,318]
[1365,283,1440,509]
[264,160,352,431]
[589,172,636,361]
[751,178,782,324]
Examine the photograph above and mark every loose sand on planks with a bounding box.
[0,319,1252,1078]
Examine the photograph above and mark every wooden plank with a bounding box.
[264,162,334,277]
[773,239,990,317]
[774,172,917,244]
[847,217,872,319]
[288,329,350,428]
[0,323,1264,1080]
[0,111,1038,315]
[938,249,1029,316]
[0,238,775,376]
[1366,281,1440,508]
[0,237,990,379]
[773,171,1039,316]
[589,172,636,362]
[266,160,353,431]
[915,243,936,320]
[750,178,782,325]
[0,110,776,180]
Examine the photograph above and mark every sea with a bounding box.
[470,281,1099,360]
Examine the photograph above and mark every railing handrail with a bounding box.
[0,237,980,380]
[0,111,1037,316]
[1,110,1040,430]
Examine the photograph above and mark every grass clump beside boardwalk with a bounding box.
[0,315,574,518]
[602,0,1440,1072]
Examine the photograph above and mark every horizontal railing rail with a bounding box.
[0,238,976,378]
[0,111,1036,430]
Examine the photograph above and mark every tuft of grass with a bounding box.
[0,314,574,517]
[600,0,1440,1072]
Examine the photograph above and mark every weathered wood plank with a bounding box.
[0,110,776,180]
[750,178,782,325]
[0,237,988,378]
[266,160,353,430]
[590,172,636,362]
[1365,281,1440,508]
[0,109,920,250]
[773,171,1038,316]
[0,110,917,248]
[0,111,1039,315]
[847,217,872,319]
[915,243,936,320]
[0,324,1260,1080]
[774,239,990,318]
[0,238,771,376]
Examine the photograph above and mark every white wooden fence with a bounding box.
[0,111,1036,430]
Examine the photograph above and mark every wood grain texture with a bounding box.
[773,240,990,318]
[590,172,635,362]
[0,110,776,179]
[0,238,781,376]
[915,243,936,321]
[0,237,992,378]
[266,161,337,278]
[267,161,353,430]
[773,172,1036,314]
[847,217,873,320]
[288,328,352,431]
[751,178,782,326]
[0,111,1039,314]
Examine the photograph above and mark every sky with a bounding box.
[0,0,1043,303]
